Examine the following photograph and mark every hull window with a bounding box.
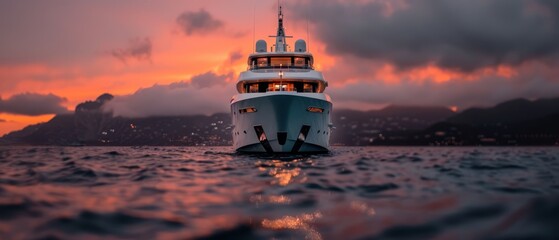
[239,107,257,114]
[307,107,324,113]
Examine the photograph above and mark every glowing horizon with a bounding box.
[2,0,559,135]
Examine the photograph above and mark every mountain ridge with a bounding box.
[447,97,559,125]
[1,95,558,146]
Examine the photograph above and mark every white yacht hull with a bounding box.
[231,92,332,153]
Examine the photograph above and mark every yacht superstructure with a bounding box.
[231,6,332,153]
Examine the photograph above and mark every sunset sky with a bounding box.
[1,0,559,135]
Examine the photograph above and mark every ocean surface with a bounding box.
[0,146,558,240]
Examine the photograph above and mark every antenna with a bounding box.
[306,3,310,52]
[269,0,292,52]
[252,0,256,53]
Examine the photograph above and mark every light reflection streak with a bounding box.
[249,194,291,204]
[350,201,376,216]
[257,159,305,186]
[261,212,323,240]
[269,167,301,186]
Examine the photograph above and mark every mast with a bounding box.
[269,4,292,52]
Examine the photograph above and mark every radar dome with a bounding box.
[256,40,267,52]
[295,39,307,52]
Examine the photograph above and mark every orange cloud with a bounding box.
[372,64,519,84]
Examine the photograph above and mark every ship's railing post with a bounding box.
[279,64,284,91]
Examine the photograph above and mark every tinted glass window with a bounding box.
[256,58,268,67]
[294,57,305,67]
[270,57,291,67]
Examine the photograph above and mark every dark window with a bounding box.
[294,82,304,92]
[303,83,317,92]
[258,83,268,93]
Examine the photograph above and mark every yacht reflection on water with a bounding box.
[254,157,322,240]
[252,156,377,240]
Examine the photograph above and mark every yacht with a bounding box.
[231,6,332,153]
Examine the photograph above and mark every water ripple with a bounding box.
[0,146,557,239]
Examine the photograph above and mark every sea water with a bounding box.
[0,146,558,239]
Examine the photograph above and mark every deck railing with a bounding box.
[247,65,314,72]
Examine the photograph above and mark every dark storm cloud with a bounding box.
[104,71,234,117]
[190,71,233,89]
[176,9,224,36]
[168,71,233,89]
[0,93,70,116]
[111,38,152,63]
[330,73,559,109]
[291,0,559,71]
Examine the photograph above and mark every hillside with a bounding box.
[447,98,559,125]
[2,95,558,146]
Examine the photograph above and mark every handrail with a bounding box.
[261,87,315,93]
[247,66,314,72]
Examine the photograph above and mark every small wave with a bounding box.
[104,151,126,156]
[336,167,353,175]
[131,168,156,182]
[491,187,541,194]
[0,146,558,239]
[0,201,35,220]
[466,163,527,171]
[359,183,399,193]
[193,223,255,240]
[282,188,305,195]
[11,160,46,167]
[39,210,184,237]
[120,165,140,170]
[368,223,439,240]
[391,155,424,163]
[177,167,194,172]
[305,183,345,193]
[49,166,97,184]
[363,204,506,239]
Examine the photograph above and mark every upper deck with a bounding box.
[247,52,314,71]
[236,69,327,94]
[235,5,328,94]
